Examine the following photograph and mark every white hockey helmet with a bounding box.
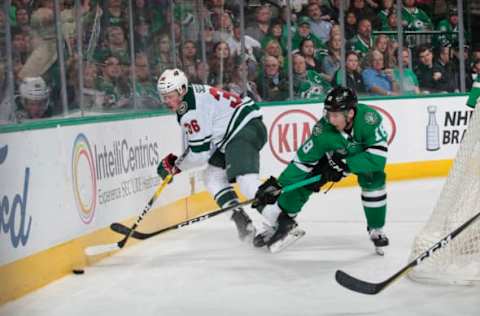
[19,77,49,101]
[157,68,188,96]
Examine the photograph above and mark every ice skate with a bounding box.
[231,208,254,241]
[267,212,305,253]
[368,227,389,256]
[253,226,275,248]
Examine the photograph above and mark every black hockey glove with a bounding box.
[305,153,349,192]
[323,152,349,182]
[252,176,282,212]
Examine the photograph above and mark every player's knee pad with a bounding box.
[236,173,261,200]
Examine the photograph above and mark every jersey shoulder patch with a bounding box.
[364,111,379,125]
[176,86,197,122]
[357,104,382,126]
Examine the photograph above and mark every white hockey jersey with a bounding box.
[175,84,262,170]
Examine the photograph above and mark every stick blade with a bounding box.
[84,243,120,256]
[110,223,151,239]
[335,270,385,295]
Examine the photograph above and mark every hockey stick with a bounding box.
[85,3,102,61]
[85,150,189,256]
[335,209,480,295]
[110,203,251,240]
[84,174,173,256]
[109,174,324,240]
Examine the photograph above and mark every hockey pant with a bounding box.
[276,170,387,229]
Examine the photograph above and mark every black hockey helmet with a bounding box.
[324,86,358,112]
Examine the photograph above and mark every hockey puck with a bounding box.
[72,269,85,275]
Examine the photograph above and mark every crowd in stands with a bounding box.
[0,0,479,123]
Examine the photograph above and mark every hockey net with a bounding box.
[408,103,480,285]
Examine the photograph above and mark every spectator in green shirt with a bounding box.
[393,47,421,95]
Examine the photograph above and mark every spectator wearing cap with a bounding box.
[435,7,459,48]
[306,3,332,44]
[289,16,324,51]
[348,18,374,61]
[245,5,272,44]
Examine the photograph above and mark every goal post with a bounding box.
[408,103,480,285]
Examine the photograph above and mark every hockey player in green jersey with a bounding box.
[156,69,268,240]
[253,86,389,254]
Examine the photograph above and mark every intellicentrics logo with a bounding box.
[71,133,161,224]
[72,133,97,224]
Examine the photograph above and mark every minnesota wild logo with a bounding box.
[177,101,188,115]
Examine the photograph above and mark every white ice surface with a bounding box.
[1,178,479,316]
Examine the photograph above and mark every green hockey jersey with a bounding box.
[435,19,458,47]
[402,7,433,31]
[294,70,332,100]
[278,103,388,187]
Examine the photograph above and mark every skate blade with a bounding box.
[268,228,306,253]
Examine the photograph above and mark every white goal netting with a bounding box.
[408,103,480,285]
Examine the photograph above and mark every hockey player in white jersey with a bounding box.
[156,68,268,240]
